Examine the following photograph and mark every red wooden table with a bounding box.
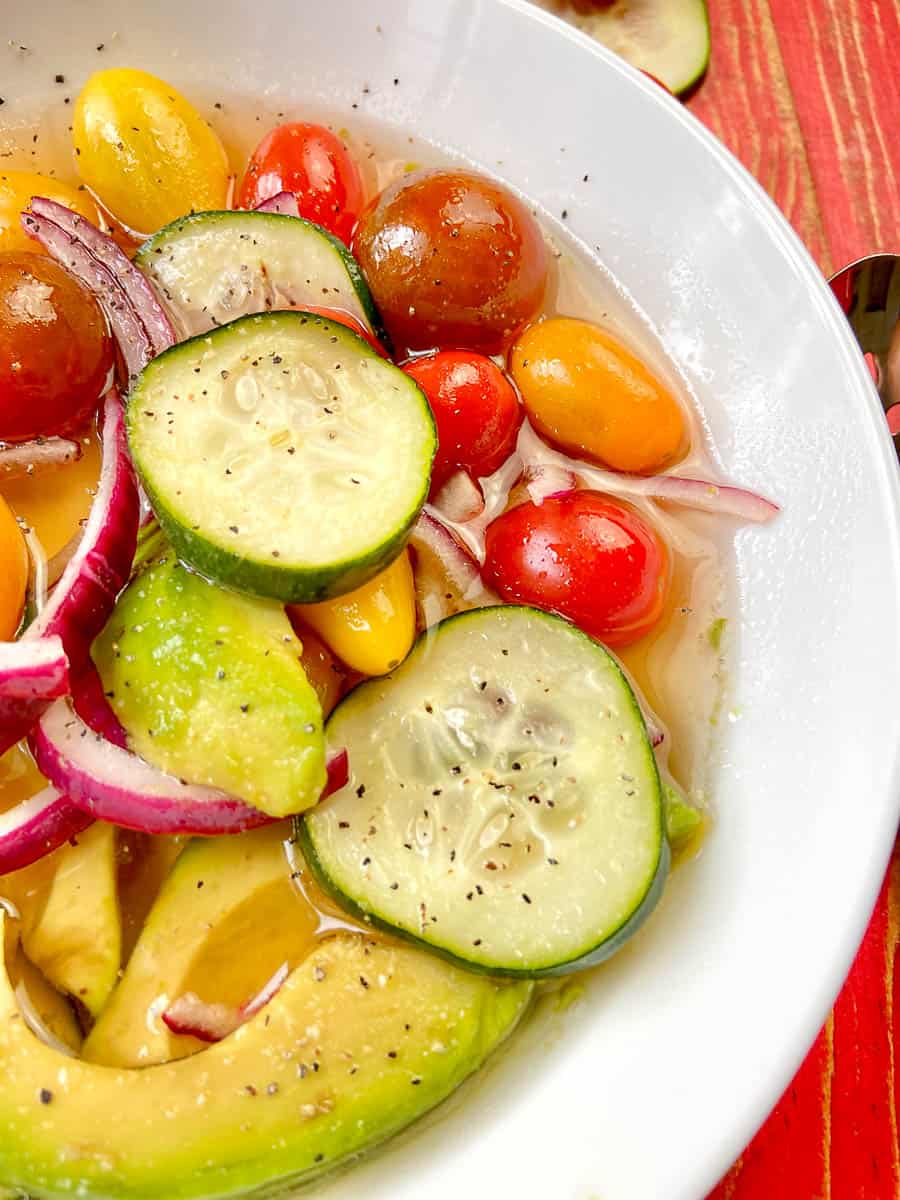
[688,3,900,1195]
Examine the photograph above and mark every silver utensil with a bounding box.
[829,254,900,461]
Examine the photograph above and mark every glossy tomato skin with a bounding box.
[510,317,686,475]
[352,169,548,356]
[237,123,364,245]
[403,350,521,491]
[483,491,669,647]
[301,305,387,356]
[0,252,113,443]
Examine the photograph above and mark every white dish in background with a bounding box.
[3,2,900,1198]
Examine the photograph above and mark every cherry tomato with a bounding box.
[0,172,100,257]
[352,169,548,356]
[73,69,229,234]
[0,495,27,640]
[510,317,686,474]
[483,491,669,647]
[288,621,349,718]
[301,305,387,356]
[404,350,521,491]
[0,252,113,442]
[237,123,364,245]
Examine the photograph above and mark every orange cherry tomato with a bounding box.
[509,317,686,474]
[0,171,100,257]
[0,495,28,640]
[289,620,349,718]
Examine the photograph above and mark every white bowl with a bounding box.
[4,2,900,1198]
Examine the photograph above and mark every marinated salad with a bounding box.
[0,67,776,1199]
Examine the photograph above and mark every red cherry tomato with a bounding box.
[237,123,364,244]
[301,305,387,357]
[483,491,669,647]
[0,251,113,442]
[403,350,522,492]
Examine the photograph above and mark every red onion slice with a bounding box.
[162,993,242,1043]
[410,513,499,627]
[322,747,350,798]
[26,391,140,669]
[517,422,779,522]
[432,470,485,523]
[26,197,175,361]
[254,191,301,217]
[0,437,81,481]
[31,697,272,836]
[0,786,92,876]
[525,462,577,506]
[163,961,290,1043]
[0,638,68,701]
[70,659,129,750]
[22,211,154,381]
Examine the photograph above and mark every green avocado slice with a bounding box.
[93,553,325,818]
[84,824,321,1068]
[0,911,530,1199]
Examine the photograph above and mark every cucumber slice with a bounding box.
[135,210,387,345]
[301,606,667,977]
[540,0,710,95]
[127,312,436,603]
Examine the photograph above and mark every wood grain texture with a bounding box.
[693,2,900,1194]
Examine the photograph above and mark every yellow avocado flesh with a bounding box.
[84,825,321,1067]
[0,913,530,1198]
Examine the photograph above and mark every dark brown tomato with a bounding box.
[0,251,113,442]
[351,169,548,356]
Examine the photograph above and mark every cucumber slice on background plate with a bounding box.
[535,0,710,95]
[300,606,668,977]
[135,210,387,344]
[127,311,436,603]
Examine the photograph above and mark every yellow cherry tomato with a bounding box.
[0,171,99,255]
[291,551,416,677]
[73,68,229,234]
[0,495,28,640]
[510,317,687,474]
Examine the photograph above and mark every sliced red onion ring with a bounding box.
[70,659,129,750]
[163,961,290,1043]
[0,437,81,481]
[254,191,301,217]
[424,449,523,564]
[322,746,350,798]
[26,197,175,360]
[0,786,92,876]
[525,462,577,506]
[0,638,68,701]
[31,696,273,837]
[517,422,779,522]
[432,470,485,523]
[26,391,140,669]
[22,211,153,380]
[162,993,242,1043]
[409,513,499,628]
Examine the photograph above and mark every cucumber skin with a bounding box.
[136,208,392,353]
[298,605,669,978]
[127,313,436,604]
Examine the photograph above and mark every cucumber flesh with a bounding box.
[127,312,436,603]
[301,606,667,977]
[540,0,710,94]
[136,210,386,344]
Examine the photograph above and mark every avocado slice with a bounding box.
[0,910,530,1198]
[84,824,321,1067]
[1,822,120,1019]
[10,949,83,1054]
[20,823,120,1019]
[93,553,326,818]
